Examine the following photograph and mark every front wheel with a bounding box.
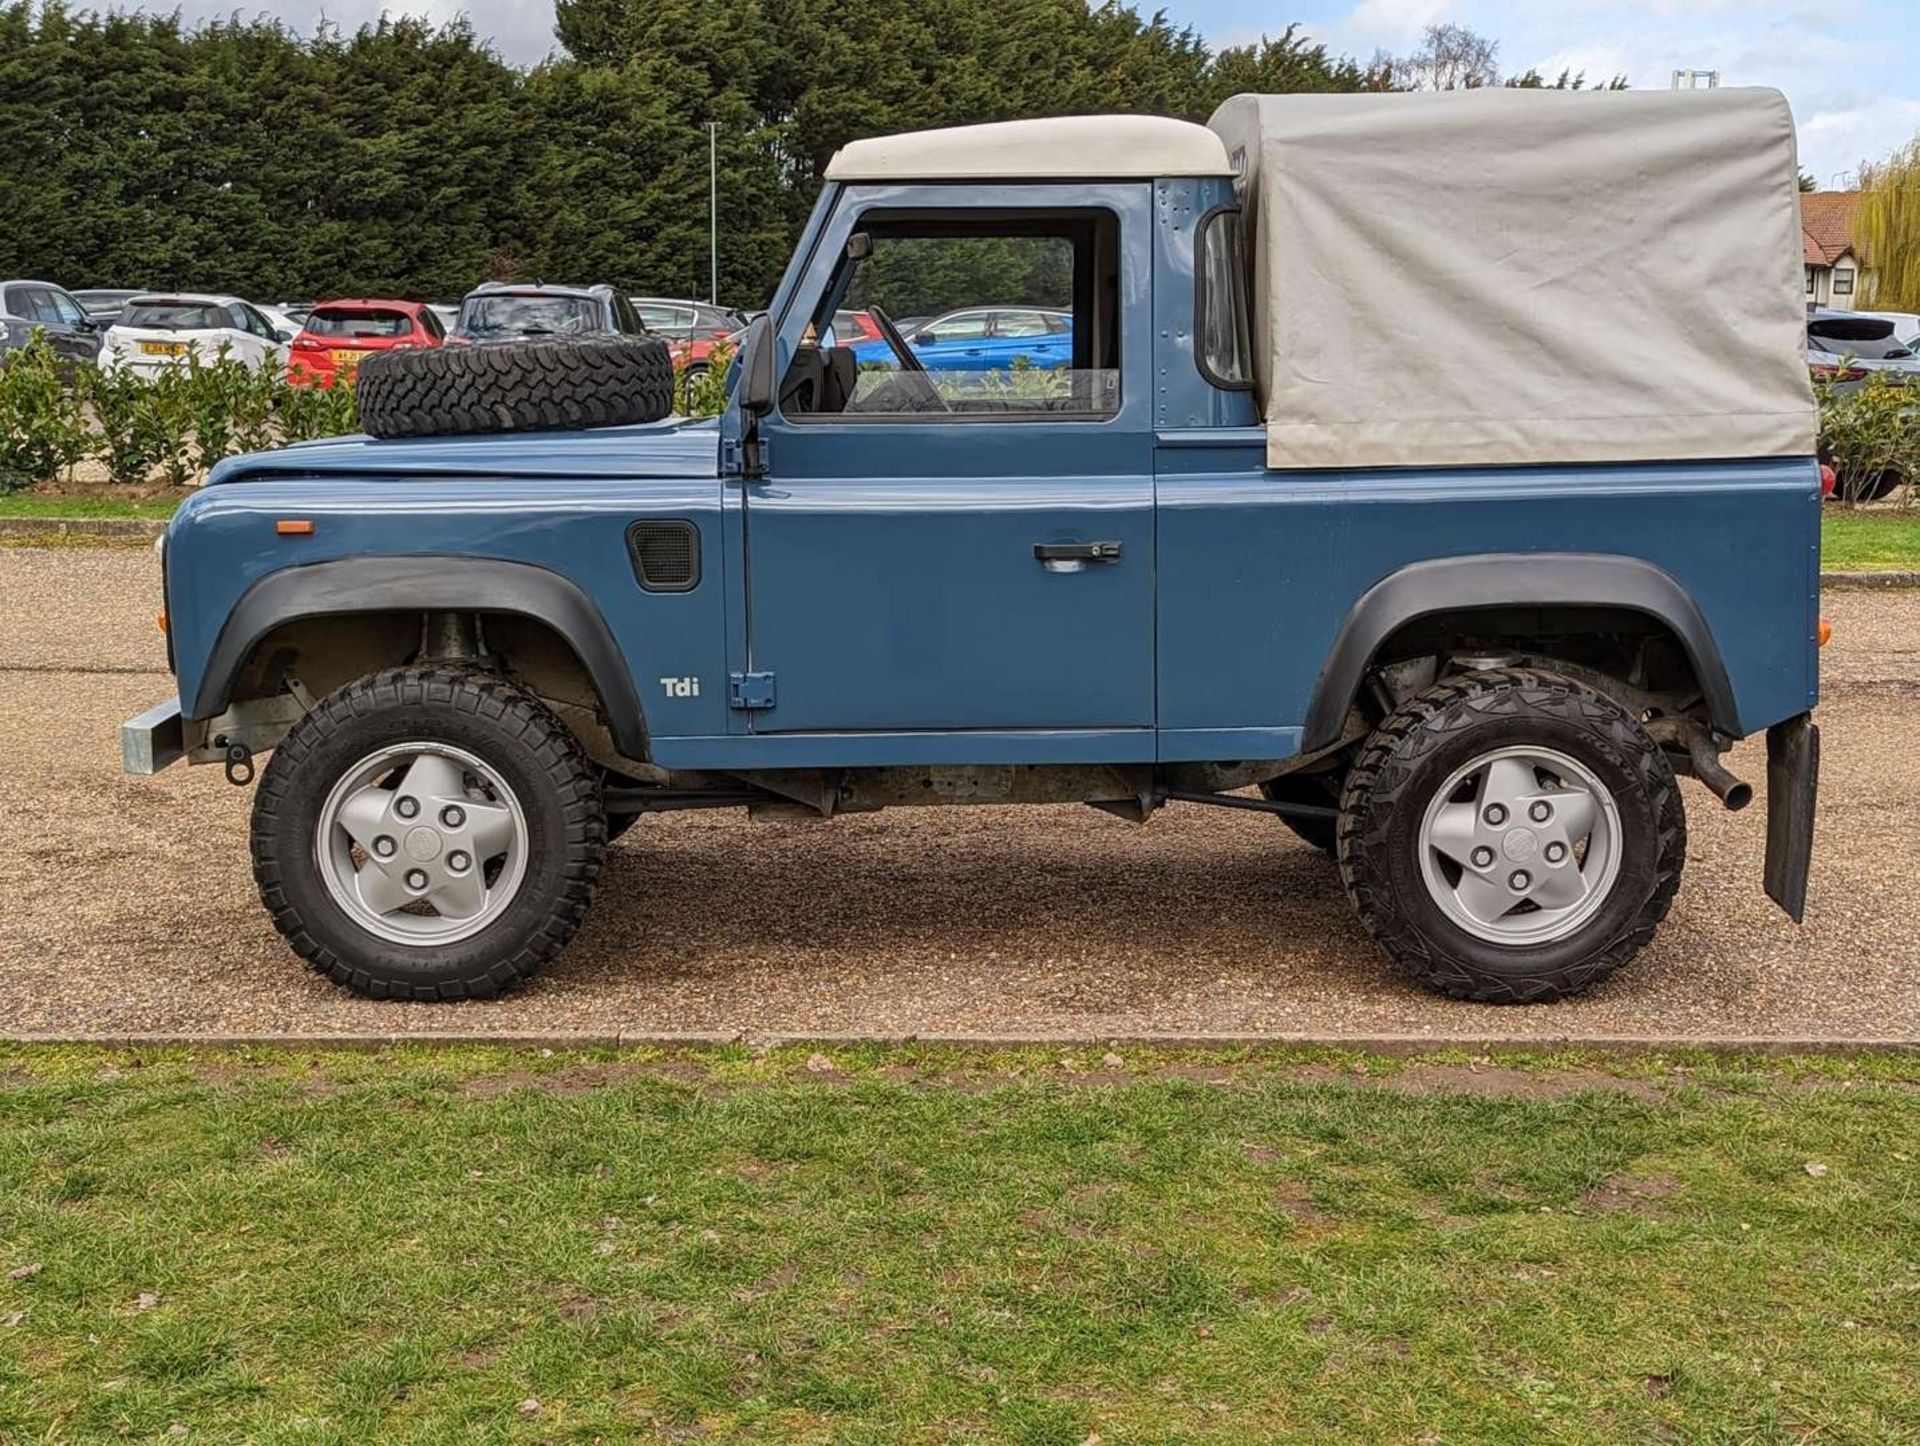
[251,667,606,999]
[1337,668,1686,1003]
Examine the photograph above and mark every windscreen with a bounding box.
[122,302,227,331]
[459,295,597,337]
[306,308,412,339]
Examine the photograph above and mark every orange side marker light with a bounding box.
[1818,617,1833,648]
[156,610,168,636]
[276,518,315,536]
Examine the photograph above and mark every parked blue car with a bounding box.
[124,97,1821,1009]
[849,306,1072,371]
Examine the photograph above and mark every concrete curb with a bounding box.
[2,1030,1916,1057]
[1821,569,1920,590]
[0,516,166,542]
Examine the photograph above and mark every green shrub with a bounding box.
[681,343,734,418]
[0,340,363,493]
[76,360,178,485]
[1816,373,1920,505]
[0,335,90,493]
[186,350,280,471]
[276,371,362,443]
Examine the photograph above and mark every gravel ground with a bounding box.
[2,547,1916,1042]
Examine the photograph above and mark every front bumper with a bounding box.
[122,697,184,775]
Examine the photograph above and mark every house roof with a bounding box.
[824,115,1234,182]
[1801,191,1859,267]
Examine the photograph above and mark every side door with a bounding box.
[735,187,1155,741]
[237,304,285,369]
[33,287,99,368]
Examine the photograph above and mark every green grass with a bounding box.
[2,1045,1917,1443]
[0,491,180,520]
[1823,509,1920,571]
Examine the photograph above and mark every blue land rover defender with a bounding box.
[124,91,1822,1004]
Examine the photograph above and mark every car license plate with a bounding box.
[330,349,365,368]
[139,341,189,357]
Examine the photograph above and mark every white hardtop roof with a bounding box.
[825,114,1233,182]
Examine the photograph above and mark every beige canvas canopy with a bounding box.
[1207,89,1817,471]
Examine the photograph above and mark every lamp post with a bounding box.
[705,122,720,305]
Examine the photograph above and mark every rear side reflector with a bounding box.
[1818,463,1836,498]
[276,519,315,536]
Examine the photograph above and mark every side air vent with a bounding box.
[627,520,700,593]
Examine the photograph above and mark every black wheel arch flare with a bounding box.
[190,555,650,761]
[1301,552,1741,753]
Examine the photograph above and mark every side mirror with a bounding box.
[915,331,936,346]
[275,328,294,344]
[739,315,776,417]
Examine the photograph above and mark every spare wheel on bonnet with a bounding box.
[355,336,676,438]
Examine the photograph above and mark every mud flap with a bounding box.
[1763,713,1818,922]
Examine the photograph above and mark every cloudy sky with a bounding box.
[140,0,1918,186]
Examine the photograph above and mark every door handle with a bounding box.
[1034,541,1122,563]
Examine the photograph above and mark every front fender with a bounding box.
[189,555,650,760]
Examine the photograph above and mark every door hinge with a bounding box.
[728,672,777,710]
[720,436,768,479]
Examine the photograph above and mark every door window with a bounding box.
[21,288,65,325]
[637,302,694,335]
[992,310,1065,337]
[1195,207,1253,390]
[922,310,992,342]
[782,209,1121,420]
[613,295,647,334]
[44,289,87,327]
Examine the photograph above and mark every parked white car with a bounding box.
[1857,310,1920,349]
[99,293,293,375]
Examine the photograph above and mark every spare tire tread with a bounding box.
[356,336,677,439]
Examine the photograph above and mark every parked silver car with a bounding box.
[1807,311,1920,391]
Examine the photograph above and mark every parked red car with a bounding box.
[287,300,446,387]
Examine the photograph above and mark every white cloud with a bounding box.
[1801,97,1920,186]
[1339,0,1453,44]
[144,1,562,64]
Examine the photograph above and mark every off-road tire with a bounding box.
[356,336,676,439]
[1338,668,1685,1003]
[1259,771,1343,855]
[250,666,606,999]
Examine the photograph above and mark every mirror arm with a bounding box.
[741,416,767,478]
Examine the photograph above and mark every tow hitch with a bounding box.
[218,736,256,787]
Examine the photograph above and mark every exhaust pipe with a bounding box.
[1648,718,1752,811]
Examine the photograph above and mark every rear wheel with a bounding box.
[251,667,606,999]
[1338,668,1685,1003]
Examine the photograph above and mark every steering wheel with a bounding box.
[867,304,951,414]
